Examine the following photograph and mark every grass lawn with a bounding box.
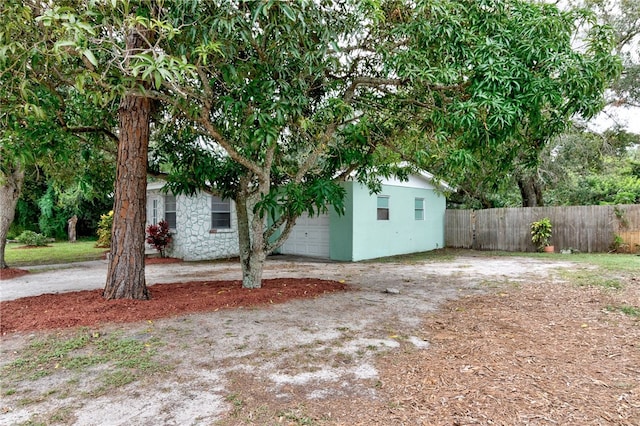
[4,239,107,267]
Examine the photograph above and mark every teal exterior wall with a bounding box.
[329,180,445,261]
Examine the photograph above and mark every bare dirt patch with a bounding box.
[1,254,638,425]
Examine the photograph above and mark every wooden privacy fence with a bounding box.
[445,204,640,253]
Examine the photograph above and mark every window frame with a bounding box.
[414,197,425,221]
[377,195,390,221]
[151,199,158,225]
[211,196,232,231]
[164,195,177,229]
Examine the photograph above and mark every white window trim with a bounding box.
[377,195,390,221]
[151,199,158,225]
[210,196,232,232]
[164,195,177,230]
[415,197,425,221]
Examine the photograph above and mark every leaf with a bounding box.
[82,49,97,67]
[54,40,76,51]
[281,4,296,22]
[154,70,162,89]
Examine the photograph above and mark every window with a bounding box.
[152,199,158,225]
[164,195,176,229]
[377,196,389,220]
[415,198,425,220]
[211,196,231,229]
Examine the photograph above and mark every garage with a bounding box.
[279,213,330,258]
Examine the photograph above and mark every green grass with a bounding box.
[460,250,640,272]
[606,305,640,318]
[2,329,165,383]
[1,329,169,415]
[559,269,624,289]
[4,239,107,267]
[552,252,640,274]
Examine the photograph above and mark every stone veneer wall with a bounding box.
[147,189,239,261]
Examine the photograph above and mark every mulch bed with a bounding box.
[0,278,349,334]
[0,268,29,280]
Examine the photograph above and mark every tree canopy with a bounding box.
[154,0,619,286]
[2,0,621,288]
[0,1,118,268]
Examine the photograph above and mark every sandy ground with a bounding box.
[1,253,637,425]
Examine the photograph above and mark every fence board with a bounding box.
[445,204,640,253]
[444,209,474,248]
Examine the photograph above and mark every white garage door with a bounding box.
[280,213,330,258]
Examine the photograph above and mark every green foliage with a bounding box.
[37,184,65,238]
[145,220,172,257]
[530,217,553,251]
[609,234,625,252]
[576,0,640,108]
[450,126,640,208]
[15,230,47,247]
[545,129,640,206]
[1,0,622,286]
[6,225,24,241]
[96,210,113,248]
[0,0,117,261]
[616,305,640,318]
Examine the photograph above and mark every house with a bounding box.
[146,173,448,262]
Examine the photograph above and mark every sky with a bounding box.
[591,106,640,134]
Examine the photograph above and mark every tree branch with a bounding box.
[64,126,120,143]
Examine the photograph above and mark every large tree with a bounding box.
[102,10,156,300]
[5,1,177,298]
[151,0,619,286]
[7,0,619,290]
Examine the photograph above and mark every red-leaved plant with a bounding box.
[145,220,172,258]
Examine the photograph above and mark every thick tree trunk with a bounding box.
[517,175,544,207]
[103,93,150,299]
[236,180,267,289]
[103,23,152,299]
[0,165,24,269]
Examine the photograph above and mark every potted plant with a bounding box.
[530,217,553,252]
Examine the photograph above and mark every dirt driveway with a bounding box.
[1,253,638,425]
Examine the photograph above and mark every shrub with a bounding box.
[16,230,48,247]
[7,224,26,240]
[145,220,172,257]
[530,217,552,251]
[96,211,114,248]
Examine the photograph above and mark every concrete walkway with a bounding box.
[0,259,249,302]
